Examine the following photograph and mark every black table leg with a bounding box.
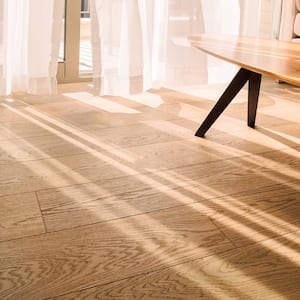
[195,68,262,137]
[248,71,262,128]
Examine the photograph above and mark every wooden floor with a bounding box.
[0,78,299,299]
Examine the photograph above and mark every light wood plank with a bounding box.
[55,106,178,131]
[36,145,300,231]
[0,134,88,165]
[204,123,300,155]
[16,94,73,106]
[37,175,200,232]
[209,181,300,246]
[0,120,51,141]
[29,100,97,117]
[0,204,234,300]
[162,146,300,195]
[54,231,300,300]
[0,138,217,197]
[0,77,299,300]
[89,122,182,148]
[0,152,132,197]
[4,131,297,198]
[0,193,45,242]
[0,105,29,124]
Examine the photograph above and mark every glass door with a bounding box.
[57,0,92,83]
[79,0,92,75]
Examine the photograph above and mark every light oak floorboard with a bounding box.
[0,204,234,300]
[209,181,300,246]
[37,151,300,232]
[0,119,51,141]
[2,131,298,198]
[0,78,299,299]
[0,134,89,165]
[52,231,300,300]
[0,192,45,242]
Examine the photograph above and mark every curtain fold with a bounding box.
[0,0,64,95]
[0,0,283,97]
[90,0,241,96]
[91,0,284,96]
[239,0,283,39]
[90,0,145,95]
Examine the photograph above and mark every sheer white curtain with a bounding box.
[91,0,240,96]
[0,0,282,96]
[0,0,64,95]
[239,0,282,39]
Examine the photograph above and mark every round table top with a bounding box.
[189,34,300,86]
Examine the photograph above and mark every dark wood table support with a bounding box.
[195,68,262,137]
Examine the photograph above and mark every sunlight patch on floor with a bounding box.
[103,192,287,300]
[63,92,141,114]
[125,92,164,108]
[154,170,300,259]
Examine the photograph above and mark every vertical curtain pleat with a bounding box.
[0,0,64,95]
[0,0,283,96]
[90,0,244,96]
[239,0,283,39]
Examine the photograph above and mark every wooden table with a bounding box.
[188,34,300,137]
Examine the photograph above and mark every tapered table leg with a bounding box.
[195,68,262,137]
[248,72,262,128]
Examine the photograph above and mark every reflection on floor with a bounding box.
[0,78,299,299]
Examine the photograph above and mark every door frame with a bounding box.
[57,0,91,83]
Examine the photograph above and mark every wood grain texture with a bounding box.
[37,173,200,232]
[0,119,51,141]
[0,193,45,242]
[0,106,29,124]
[31,100,177,132]
[189,34,300,85]
[209,181,300,246]
[0,78,299,299]
[0,204,234,300]
[89,122,183,148]
[3,127,298,198]
[52,231,300,300]
[36,145,300,232]
[0,134,88,165]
